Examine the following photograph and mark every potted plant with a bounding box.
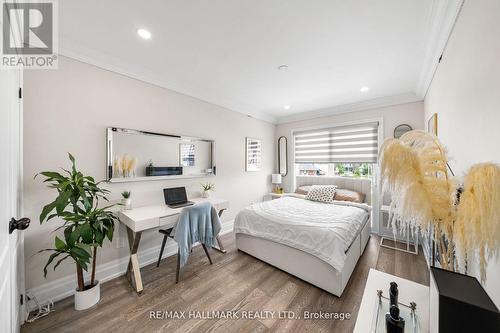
[201,182,215,198]
[37,153,118,310]
[121,191,131,210]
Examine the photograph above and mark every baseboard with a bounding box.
[27,220,234,310]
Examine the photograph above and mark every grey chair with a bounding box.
[157,227,212,283]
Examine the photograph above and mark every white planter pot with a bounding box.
[201,191,210,198]
[121,198,131,210]
[74,281,100,311]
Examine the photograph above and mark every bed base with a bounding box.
[235,220,370,297]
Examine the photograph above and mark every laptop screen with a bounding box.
[163,187,188,205]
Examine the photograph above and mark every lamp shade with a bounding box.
[271,174,282,184]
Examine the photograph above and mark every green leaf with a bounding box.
[55,236,66,251]
[43,252,61,278]
[94,229,104,246]
[79,223,92,243]
[39,171,65,180]
[53,255,70,271]
[67,227,80,246]
[55,190,72,214]
[106,226,114,241]
[68,152,75,164]
[71,246,91,259]
[39,201,57,223]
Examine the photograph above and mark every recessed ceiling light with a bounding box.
[137,28,152,40]
[283,105,291,110]
[360,86,370,92]
[278,64,289,71]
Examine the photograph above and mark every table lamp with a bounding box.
[272,174,282,193]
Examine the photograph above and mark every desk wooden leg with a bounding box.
[126,227,143,293]
[213,209,227,254]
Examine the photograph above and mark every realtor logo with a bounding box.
[1,0,58,69]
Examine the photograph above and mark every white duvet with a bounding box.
[234,196,370,272]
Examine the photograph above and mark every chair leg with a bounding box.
[157,234,168,267]
[176,249,181,283]
[201,244,213,265]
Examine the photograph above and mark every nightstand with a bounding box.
[263,192,285,201]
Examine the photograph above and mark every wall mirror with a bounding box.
[394,124,413,138]
[278,136,288,176]
[106,127,215,182]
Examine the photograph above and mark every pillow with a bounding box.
[334,188,366,203]
[305,185,337,203]
[295,185,313,195]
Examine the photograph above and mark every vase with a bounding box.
[202,191,209,198]
[74,280,100,310]
[121,198,131,210]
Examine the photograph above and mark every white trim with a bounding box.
[416,0,465,98]
[58,1,461,125]
[26,220,234,310]
[58,45,278,124]
[61,44,424,126]
[277,93,421,124]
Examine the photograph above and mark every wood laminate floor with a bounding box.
[22,233,429,333]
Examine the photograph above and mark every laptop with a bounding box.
[163,187,194,208]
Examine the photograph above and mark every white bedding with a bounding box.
[234,196,370,272]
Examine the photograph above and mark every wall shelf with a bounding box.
[108,173,214,183]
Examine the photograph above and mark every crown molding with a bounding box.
[58,40,278,124]
[416,0,465,98]
[58,1,462,125]
[276,93,422,124]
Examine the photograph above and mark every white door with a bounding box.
[0,67,25,332]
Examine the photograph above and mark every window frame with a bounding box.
[290,117,383,190]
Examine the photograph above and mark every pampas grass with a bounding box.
[114,155,138,178]
[380,130,500,278]
[454,163,500,280]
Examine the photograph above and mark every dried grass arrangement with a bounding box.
[379,130,500,280]
[113,154,138,178]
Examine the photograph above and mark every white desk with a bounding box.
[354,269,429,332]
[118,197,229,293]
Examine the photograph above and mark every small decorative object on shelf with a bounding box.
[372,287,419,333]
[114,154,138,178]
[386,282,405,333]
[271,174,282,193]
[121,191,132,210]
[201,182,215,198]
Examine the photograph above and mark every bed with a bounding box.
[234,176,371,297]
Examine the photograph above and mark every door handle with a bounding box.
[9,217,30,234]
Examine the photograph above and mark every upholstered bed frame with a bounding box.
[235,176,372,297]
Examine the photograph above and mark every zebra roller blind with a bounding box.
[294,121,379,163]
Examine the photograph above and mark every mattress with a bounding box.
[234,196,370,272]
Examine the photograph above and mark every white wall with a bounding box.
[276,102,425,192]
[424,0,500,307]
[23,56,275,295]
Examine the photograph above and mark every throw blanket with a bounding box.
[234,196,370,272]
[174,202,222,268]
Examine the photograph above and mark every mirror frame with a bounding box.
[277,136,288,177]
[393,124,413,139]
[106,127,216,183]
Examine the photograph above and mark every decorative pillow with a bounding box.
[334,188,366,203]
[305,185,337,203]
[295,185,313,195]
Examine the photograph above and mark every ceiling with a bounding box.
[59,0,457,123]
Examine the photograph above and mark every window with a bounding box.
[295,163,372,178]
[180,143,195,167]
[293,121,379,178]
